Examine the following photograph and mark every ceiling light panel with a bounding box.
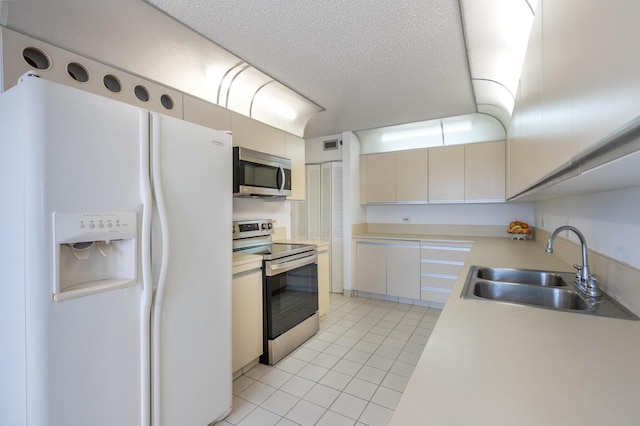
[461,0,537,127]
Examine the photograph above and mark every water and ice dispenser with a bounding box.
[53,211,137,301]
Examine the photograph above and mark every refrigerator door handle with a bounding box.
[139,111,153,426]
[150,113,170,426]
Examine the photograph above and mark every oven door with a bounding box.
[264,253,318,340]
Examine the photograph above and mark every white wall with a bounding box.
[233,198,292,238]
[342,131,365,292]
[534,187,640,270]
[366,202,533,226]
[305,134,343,163]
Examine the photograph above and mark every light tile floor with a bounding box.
[216,293,442,426]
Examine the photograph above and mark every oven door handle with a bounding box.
[266,254,317,276]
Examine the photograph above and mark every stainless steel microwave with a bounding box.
[233,147,292,198]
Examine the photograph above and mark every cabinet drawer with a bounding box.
[421,260,464,276]
[421,246,471,263]
[421,274,458,291]
[420,288,451,304]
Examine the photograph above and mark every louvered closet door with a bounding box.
[322,162,344,293]
[290,200,307,240]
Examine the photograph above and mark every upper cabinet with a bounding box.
[183,99,307,200]
[428,145,464,203]
[465,141,505,202]
[360,142,504,204]
[364,152,396,203]
[230,112,286,157]
[285,133,305,200]
[396,149,428,202]
[183,94,231,131]
[362,149,428,203]
[508,1,640,198]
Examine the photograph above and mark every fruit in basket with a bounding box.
[508,221,531,234]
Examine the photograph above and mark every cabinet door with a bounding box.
[317,248,330,317]
[183,94,231,130]
[396,149,428,202]
[465,141,505,202]
[230,112,286,157]
[232,270,263,372]
[429,145,464,203]
[285,133,305,200]
[355,241,387,294]
[386,241,420,299]
[365,152,396,202]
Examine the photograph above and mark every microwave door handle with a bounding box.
[278,166,285,191]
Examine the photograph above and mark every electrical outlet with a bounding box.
[402,217,410,223]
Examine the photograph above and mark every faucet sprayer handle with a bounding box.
[573,264,582,273]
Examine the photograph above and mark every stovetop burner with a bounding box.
[232,219,316,261]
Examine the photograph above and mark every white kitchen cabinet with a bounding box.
[464,141,505,202]
[364,152,396,203]
[232,261,263,374]
[429,145,465,203]
[396,148,428,202]
[508,1,640,198]
[285,133,305,200]
[182,94,231,131]
[386,241,420,299]
[361,143,506,204]
[317,242,330,318]
[355,239,420,300]
[420,241,472,307]
[230,111,286,157]
[355,240,387,294]
[361,149,428,203]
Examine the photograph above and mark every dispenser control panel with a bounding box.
[54,211,137,243]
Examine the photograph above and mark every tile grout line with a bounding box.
[221,294,441,426]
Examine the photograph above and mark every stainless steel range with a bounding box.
[232,219,319,365]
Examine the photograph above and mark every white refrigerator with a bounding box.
[0,76,232,426]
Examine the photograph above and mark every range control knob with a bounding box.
[261,223,267,230]
[268,223,273,229]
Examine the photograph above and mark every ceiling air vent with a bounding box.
[323,139,340,151]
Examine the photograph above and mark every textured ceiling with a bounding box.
[144,0,477,138]
[1,0,478,138]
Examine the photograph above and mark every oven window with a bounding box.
[265,262,318,339]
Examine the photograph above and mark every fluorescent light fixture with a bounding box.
[357,114,505,154]
[461,0,537,129]
[381,126,442,142]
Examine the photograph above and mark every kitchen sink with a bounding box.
[474,267,569,287]
[461,265,639,320]
[471,281,590,310]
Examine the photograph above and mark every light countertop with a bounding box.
[274,238,329,249]
[385,236,640,425]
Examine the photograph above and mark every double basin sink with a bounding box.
[461,266,638,320]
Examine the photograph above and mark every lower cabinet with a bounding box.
[355,239,420,300]
[232,262,263,374]
[355,238,472,307]
[355,240,387,294]
[386,242,420,299]
[420,241,472,306]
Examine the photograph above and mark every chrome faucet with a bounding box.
[545,225,601,298]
